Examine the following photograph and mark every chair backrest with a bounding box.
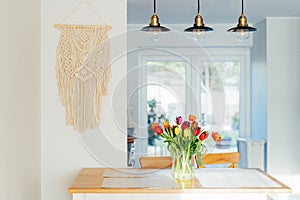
[197,152,240,168]
[139,156,172,169]
[139,152,240,169]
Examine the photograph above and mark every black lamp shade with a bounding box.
[141,25,170,32]
[184,26,213,32]
[227,26,257,32]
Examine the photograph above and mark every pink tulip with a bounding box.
[176,116,182,125]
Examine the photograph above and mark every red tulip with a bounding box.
[199,131,208,140]
[151,122,159,131]
[193,127,201,136]
[181,121,190,130]
[151,123,163,136]
[176,116,182,125]
[191,121,198,129]
[151,123,163,135]
[212,132,221,142]
[172,125,177,130]
[154,126,163,136]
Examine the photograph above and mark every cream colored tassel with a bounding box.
[55,24,112,132]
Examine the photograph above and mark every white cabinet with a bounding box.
[237,138,266,171]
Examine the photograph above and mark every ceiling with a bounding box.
[128,0,300,24]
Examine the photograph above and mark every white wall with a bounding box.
[41,0,127,200]
[252,17,300,175]
[266,18,300,175]
[0,1,41,200]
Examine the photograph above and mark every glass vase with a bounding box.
[171,150,195,180]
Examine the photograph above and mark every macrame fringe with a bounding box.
[56,24,111,132]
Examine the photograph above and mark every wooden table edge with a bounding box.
[68,168,292,194]
[68,188,292,194]
[255,168,292,192]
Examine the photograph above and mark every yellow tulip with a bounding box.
[174,127,180,135]
[184,129,189,137]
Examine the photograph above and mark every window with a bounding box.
[201,61,241,151]
[131,48,250,162]
[146,61,186,155]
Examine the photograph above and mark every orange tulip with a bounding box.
[189,114,197,122]
[163,121,170,129]
[212,132,221,142]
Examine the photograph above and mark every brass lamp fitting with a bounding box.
[194,13,204,27]
[150,13,160,27]
[237,13,248,27]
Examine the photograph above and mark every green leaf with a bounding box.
[196,152,202,166]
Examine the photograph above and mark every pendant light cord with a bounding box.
[241,0,244,14]
[154,0,156,13]
[198,0,200,13]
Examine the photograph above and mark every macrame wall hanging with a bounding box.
[55,0,112,132]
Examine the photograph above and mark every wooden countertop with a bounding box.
[68,168,291,194]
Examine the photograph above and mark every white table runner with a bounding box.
[102,169,179,188]
[103,168,170,178]
[196,168,281,188]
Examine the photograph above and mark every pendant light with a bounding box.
[228,0,257,41]
[184,0,213,41]
[141,0,170,41]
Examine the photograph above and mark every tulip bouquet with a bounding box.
[151,115,221,180]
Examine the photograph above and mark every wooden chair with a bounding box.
[197,152,240,168]
[139,156,172,169]
[139,152,240,169]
